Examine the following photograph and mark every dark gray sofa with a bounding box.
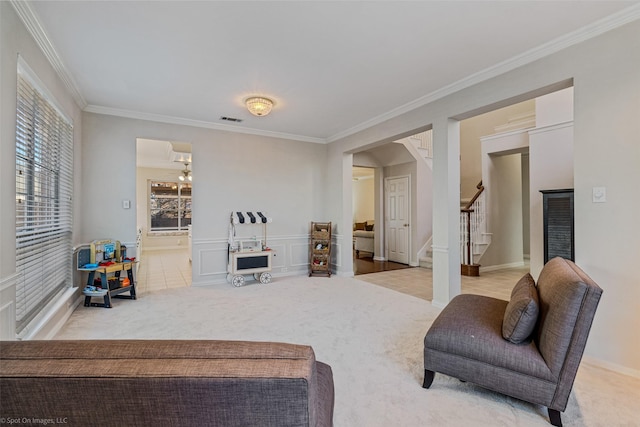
[0,339,334,427]
[423,257,602,426]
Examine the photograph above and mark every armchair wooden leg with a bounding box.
[548,408,562,427]
[422,369,435,388]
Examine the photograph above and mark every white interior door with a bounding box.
[385,176,410,264]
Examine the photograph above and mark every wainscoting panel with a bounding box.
[191,234,311,286]
[197,245,228,277]
[268,244,286,269]
[290,243,310,267]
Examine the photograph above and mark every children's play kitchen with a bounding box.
[227,212,273,287]
[78,239,137,308]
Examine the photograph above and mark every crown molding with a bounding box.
[84,105,326,144]
[326,3,640,143]
[12,0,639,145]
[11,0,87,109]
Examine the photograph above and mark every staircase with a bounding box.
[419,237,433,269]
[398,130,435,269]
[417,182,491,272]
[460,181,491,275]
[396,130,491,272]
[407,130,433,169]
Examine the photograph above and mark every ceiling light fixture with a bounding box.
[178,162,192,182]
[245,96,274,117]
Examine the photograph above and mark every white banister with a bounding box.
[460,184,487,266]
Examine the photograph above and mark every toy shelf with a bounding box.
[309,222,331,277]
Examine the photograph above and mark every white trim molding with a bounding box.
[325,3,640,143]
[0,273,19,340]
[12,0,639,145]
[84,105,326,144]
[11,0,87,109]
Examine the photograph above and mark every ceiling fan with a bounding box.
[178,162,192,182]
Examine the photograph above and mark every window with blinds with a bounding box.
[15,70,73,333]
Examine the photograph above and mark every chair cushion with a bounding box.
[502,273,539,343]
[424,294,552,380]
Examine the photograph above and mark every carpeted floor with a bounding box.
[55,276,639,426]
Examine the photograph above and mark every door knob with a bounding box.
[404,224,409,227]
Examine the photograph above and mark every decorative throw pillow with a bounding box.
[502,273,539,344]
[365,224,374,231]
[355,222,366,231]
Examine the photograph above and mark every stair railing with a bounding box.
[460,181,485,266]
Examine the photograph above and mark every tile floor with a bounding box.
[135,248,192,293]
[136,248,527,302]
[356,263,529,301]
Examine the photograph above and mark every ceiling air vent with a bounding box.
[220,116,243,123]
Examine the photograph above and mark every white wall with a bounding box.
[528,87,575,277]
[480,153,525,268]
[81,112,328,284]
[352,177,374,224]
[572,26,640,374]
[460,100,535,199]
[326,20,640,374]
[1,3,84,339]
[480,130,529,268]
[521,154,530,257]
[536,87,574,127]
[529,123,574,278]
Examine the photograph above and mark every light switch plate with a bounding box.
[592,187,606,203]
[122,199,131,209]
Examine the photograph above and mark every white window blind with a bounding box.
[15,72,73,333]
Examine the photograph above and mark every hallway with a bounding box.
[136,248,192,294]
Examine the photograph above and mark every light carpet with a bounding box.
[55,276,639,426]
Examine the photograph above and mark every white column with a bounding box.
[373,167,386,261]
[340,153,354,276]
[431,118,461,308]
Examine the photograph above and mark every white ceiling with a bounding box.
[136,139,192,170]
[23,1,639,143]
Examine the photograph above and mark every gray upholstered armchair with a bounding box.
[422,257,603,427]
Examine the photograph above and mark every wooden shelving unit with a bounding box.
[309,222,332,277]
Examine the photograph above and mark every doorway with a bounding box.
[135,139,193,291]
[352,166,411,275]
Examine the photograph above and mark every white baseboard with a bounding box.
[19,287,82,340]
[582,355,640,380]
[479,261,526,272]
[430,299,447,310]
